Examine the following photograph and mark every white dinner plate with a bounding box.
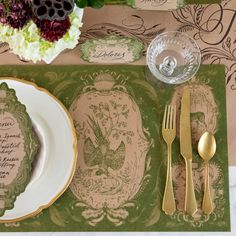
[0,78,77,222]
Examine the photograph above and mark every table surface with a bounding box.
[0,1,235,234]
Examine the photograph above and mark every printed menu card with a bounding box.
[0,82,39,216]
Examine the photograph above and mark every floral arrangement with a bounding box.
[0,0,85,63]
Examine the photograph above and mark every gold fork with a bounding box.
[162,105,176,215]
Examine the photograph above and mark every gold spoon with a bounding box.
[198,131,216,215]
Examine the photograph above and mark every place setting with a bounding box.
[147,30,221,218]
[0,0,232,233]
[162,88,217,216]
[0,78,77,222]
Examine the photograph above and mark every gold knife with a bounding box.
[180,87,198,216]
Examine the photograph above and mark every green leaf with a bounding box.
[88,0,105,8]
[126,0,135,6]
[75,0,105,8]
[74,0,88,8]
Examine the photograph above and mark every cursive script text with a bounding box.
[92,50,126,61]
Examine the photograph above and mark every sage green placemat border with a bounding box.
[0,64,230,232]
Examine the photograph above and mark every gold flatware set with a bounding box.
[198,132,216,215]
[162,105,176,215]
[162,87,216,216]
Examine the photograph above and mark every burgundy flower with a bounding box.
[0,3,7,24]
[7,0,33,29]
[0,3,4,15]
[34,17,71,42]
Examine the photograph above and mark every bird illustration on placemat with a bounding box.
[84,116,125,176]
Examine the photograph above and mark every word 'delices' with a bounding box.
[93,50,126,60]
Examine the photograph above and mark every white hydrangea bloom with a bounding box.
[0,7,83,64]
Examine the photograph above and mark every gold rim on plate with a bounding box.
[0,77,78,223]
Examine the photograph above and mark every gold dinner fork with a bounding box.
[162,105,176,215]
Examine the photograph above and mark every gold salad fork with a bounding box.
[162,105,176,215]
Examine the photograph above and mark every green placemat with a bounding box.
[0,64,230,231]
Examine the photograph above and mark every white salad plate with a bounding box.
[0,78,77,222]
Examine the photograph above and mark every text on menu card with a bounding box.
[0,112,25,185]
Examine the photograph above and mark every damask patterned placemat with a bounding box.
[0,64,230,231]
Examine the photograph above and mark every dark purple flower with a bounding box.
[34,17,71,42]
[0,3,7,24]
[7,0,33,29]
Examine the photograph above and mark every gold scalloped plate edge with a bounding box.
[0,77,78,223]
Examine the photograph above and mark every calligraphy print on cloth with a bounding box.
[78,0,236,165]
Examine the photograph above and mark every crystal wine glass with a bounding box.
[146,31,201,84]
